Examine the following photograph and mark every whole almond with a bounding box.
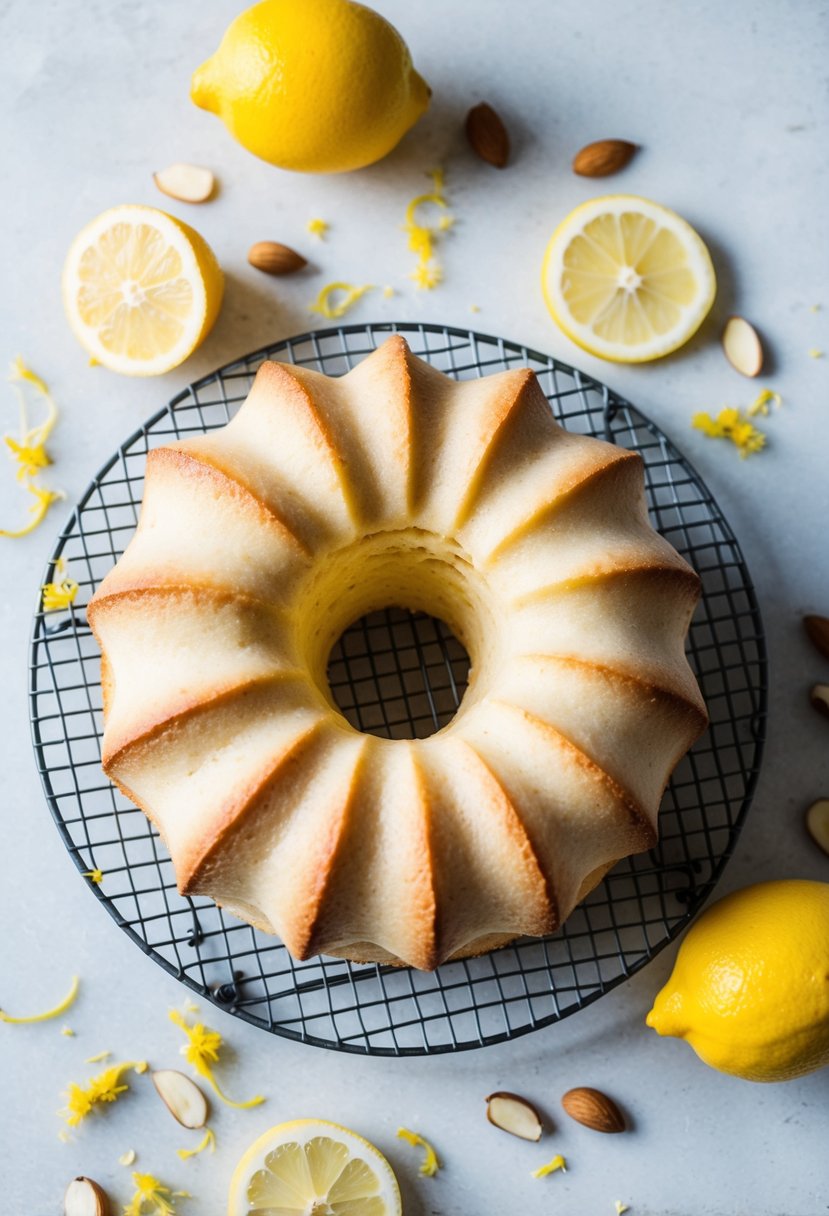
[561,1086,625,1133]
[248,241,307,276]
[465,103,510,169]
[64,1177,110,1216]
[573,139,637,178]
[804,614,829,661]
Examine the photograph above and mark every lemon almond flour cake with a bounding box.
[88,336,707,969]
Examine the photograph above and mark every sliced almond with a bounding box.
[572,139,637,177]
[806,799,829,857]
[152,1068,208,1128]
[804,614,829,661]
[153,163,215,204]
[810,684,829,719]
[485,1091,543,1141]
[64,1177,110,1216]
[722,316,764,377]
[465,103,510,168]
[247,240,308,275]
[561,1086,625,1133]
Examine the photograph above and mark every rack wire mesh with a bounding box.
[30,323,766,1055]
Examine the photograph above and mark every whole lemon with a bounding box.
[191,0,430,173]
[646,879,829,1082]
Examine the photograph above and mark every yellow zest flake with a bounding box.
[408,261,443,291]
[177,1127,216,1161]
[615,1203,630,1214]
[57,1129,70,1143]
[396,1126,440,1177]
[60,1059,147,1127]
[403,169,454,292]
[470,304,481,313]
[309,282,374,320]
[86,1050,112,1064]
[2,358,63,539]
[43,556,79,612]
[169,1009,264,1109]
[61,1026,75,1037]
[0,974,79,1024]
[182,999,199,1014]
[746,388,782,417]
[692,407,766,458]
[532,1153,567,1179]
[124,1172,190,1216]
[382,285,395,299]
[1,484,65,538]
[306,217,329,239]
[120,1149,137,1166]
[808,347,824,358]
[83,868,104,885]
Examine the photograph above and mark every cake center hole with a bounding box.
[326,606,471,740]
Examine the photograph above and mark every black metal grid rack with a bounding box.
[29,323,767,1055]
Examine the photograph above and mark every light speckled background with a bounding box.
[2,1,828,1212]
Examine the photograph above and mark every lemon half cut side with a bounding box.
[228,1119,403,1216]
[542,195,716,363]
[62,204,223,376]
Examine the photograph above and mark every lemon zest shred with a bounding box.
[746,388,782,417]
[692,407,766,458]
[382,285,395,299]
[615,1203,630,1214]
[169,1009,264,1109]
[43,556,79,611]
[309,282,374,320]
[409,261,443,291]
[83,868,104,885]
[0,974,79,1024]
[1,485,65,538]
[57,1129,70,1143]
[61,1026,75,1037]
[306,218,329,239]
[177,1127,216,1161]
[60,1059,147,1127]
[396,1126,440,1177]
[124,1172,189,1216]
[86,1050,112,1064]
[808,347,824,358]
[403,170,453,292]
[532,1153,567,1179]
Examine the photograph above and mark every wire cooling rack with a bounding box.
[30,323,766,1055]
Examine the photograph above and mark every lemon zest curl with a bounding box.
[397,1126,440,1177]
[124,1172,190,1216]
[310,282,374,320]
[43,556,79,611]
[60,1059,147,1127]
[692,407,766,458]
[2,358,63,538]
[0,974,79,1024]
[532,1153,567,1179]
[177,1127,216,1161]
[169,1009,264,1109]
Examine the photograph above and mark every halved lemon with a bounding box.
[542,195,716,362]
[228,1119,403,1216]
[62,204,224,376]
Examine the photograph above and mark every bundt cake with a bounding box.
[88,336,707,969]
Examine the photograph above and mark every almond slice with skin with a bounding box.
[152,1068,208,1128]
[806,799,829,857]
[722,316,764,377]
[486,1091,543,1141]
[153,163,215,204]
[64,1177,110,1216]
